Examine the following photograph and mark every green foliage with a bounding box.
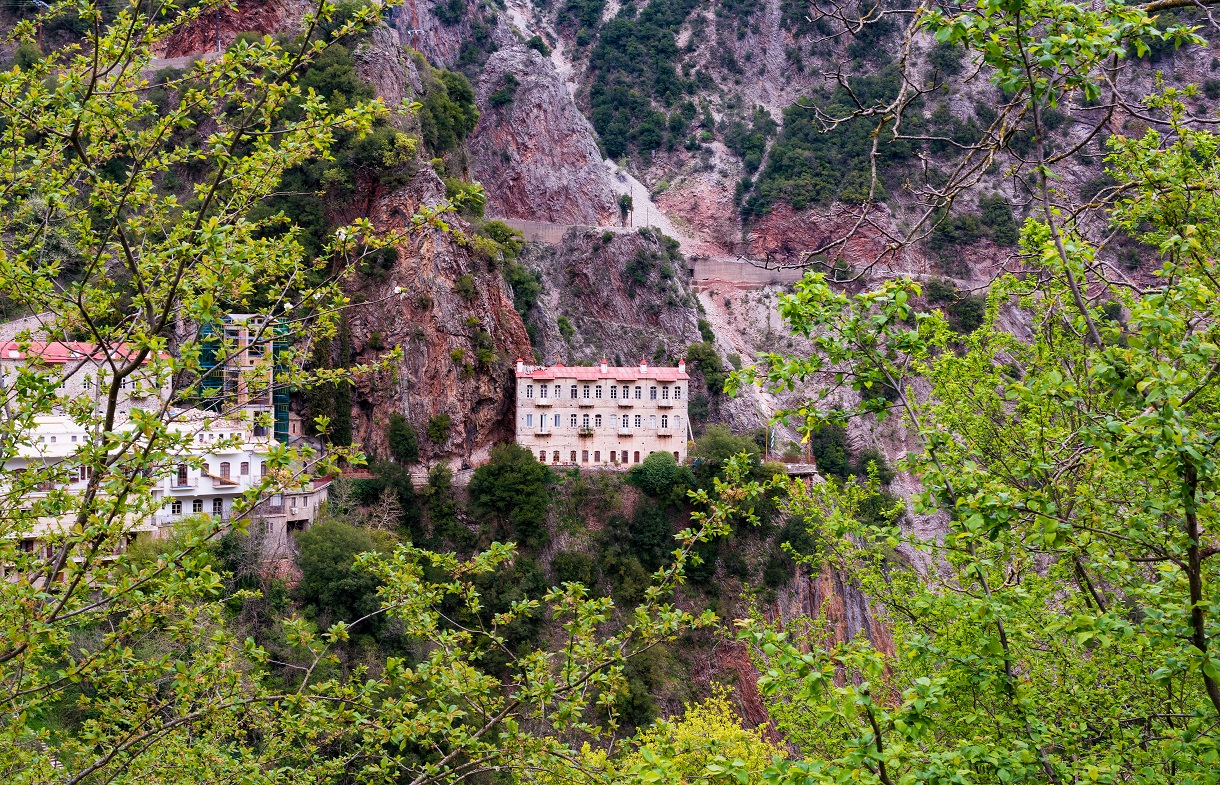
[722,107,777,174]
[427,413,453,445]
[468,443,553,546]
[489,71,521,108]
[686,340,726,395]
[745,68,913,217]
[927,40,965,76]
[807,423,850,478]
[526,34,552,55]
[557,315,576,338]
[293,520,388,629]
[418,66,480,155]
[455,273,478,300]
[385,413,419,464]
[1205,79,1220,100]
[433,0,465,25]
[587,0,701,158]
[697,317,714,342]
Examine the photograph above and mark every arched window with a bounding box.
[649,415,657,428]
[661,415,668,428]
[581,450,588,463]
[552,451,560,463]
[595,386,603,399]
[634,415,642,428]
[570,414,578,427]
[634,386,642,399]
[674,386,682,400]
[554,385,561,398]
[594,451,601,462]
[212,498,223,516]
[610,386,618,399]
[220,462,230,479]
[539,450,547,462]
[526,384,534,398]
[570,385,577,398]
[570,450,577,463]
[192,499,203,514]
[633,451,640,463]
[662,386,669,399]
[240,461,249,475]
[582,414,590,427]
[582,384,591,399]
[650,386,657,400]
[260,463,268,478]
[674,415,681,430]
[673,451,679,460]
[540,385,548,398]
[176,464,188,485]
[594,414,602,427]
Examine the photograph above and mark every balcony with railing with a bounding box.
[577,427,595,438]
[617,427,633,436]
[657,399,673,409]
[169,477,198,489]
[578,398,595,408]
[657,427,673,437]
[534,422,550,436]
[533,397,552,407]
[617,399,634,408]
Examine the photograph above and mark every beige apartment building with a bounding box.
[515,358,691,467]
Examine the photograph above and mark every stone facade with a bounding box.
[515,359,690,468]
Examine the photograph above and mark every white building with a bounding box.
[514,358,692,468]
[1,341,327,567]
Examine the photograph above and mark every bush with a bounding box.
[386,413,419,464]
[686,341,726,395]
[552,550,599,588]
[690,424,760,485]
[808,423,850,479]
[293,521,387,629]
[1205,79,1220,100]
[762,550,795,588]
[850,447,895,484]
[948,294,986,334]
[630,450,679,497]
[557,315,575,338]
[468,443,553,546]
[525,35,551,55]
[455,274,477,300]
[427,414,452,444]
[418,68,479,155]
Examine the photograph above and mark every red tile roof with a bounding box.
[517,363,689,382]
[0,342,162,364]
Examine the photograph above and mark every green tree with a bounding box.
[468,442,553,546]
[385,412,419,463]
[293,520,388,628]
[0,5,731,783]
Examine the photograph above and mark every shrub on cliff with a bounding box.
[469,443,554,547]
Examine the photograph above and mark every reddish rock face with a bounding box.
[160,0,301,58]
[345,168,533,467]
[469,45,617,226]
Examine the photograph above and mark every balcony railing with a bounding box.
[577,427,595,438]
[657,400,673,408]
[533,398,552,407]
[617,427,633,436]
[657,428,673,437]
[169,478,198,489]
[617,400,633,408]
[578,399,595,408]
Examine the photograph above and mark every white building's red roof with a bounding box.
[0,342,165,364]
[516,359,688,382]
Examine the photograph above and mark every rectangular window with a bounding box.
[570,414,577,427]
[540,385,548,398]
[171,500,182,516]
[595,386,603,399]
[662,386,669,399]
[213,498,223,516]
[526,384,534,399]
[582,414,590,427]
[634,386,642,399]
[621,416,629,430]
[594,451,601,462]
[582,450,588,463]
[650,386,657,400]
[650,415,657,428]
[554,385,561,398]
[594,414,602,427]
[526,413,534,427]
[570,385,577,398]
[554,414,561,426]
[610,386,617,399]
[674,387,682,400]
[240,461,249,476]
[193,499,203,514]
[582,384,591,399]
[634,415,642,428]
[661,415,669,428]
[220,462,230,479]
[260,463,268,478]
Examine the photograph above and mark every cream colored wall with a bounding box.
[514,377,689,468]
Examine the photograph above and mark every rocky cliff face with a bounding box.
[519,227,701,365]
[470,46,618,225]
[347,168,532,467]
